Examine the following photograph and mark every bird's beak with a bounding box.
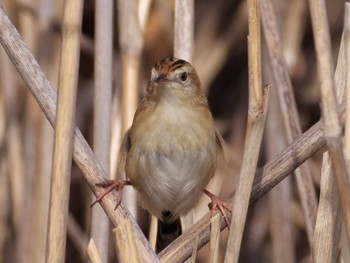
[155,75,172,84]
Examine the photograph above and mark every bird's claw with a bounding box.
[203,189,232,229]
[91,179,131,210]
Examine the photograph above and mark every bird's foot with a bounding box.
[91,179,131,210]
[203,189,232,229]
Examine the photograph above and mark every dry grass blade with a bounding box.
[260,0,318,243]
[46,0,84,261]
[0,7,159,262]
[91,0,113,260]
[308,0,350,245]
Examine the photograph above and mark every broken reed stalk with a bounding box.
[91,0,113,260]
[260,0,318,243]
[225,1,267,261]
[45,0,84,262]
[308,0,350,245]
[0,7,159,263]
[118,0,142,219]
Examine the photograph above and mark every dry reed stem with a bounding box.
[91,0,113,260]
[149,213,157,250]
[209,215,220,263]
[225,87,270,263]
[159,103,346,262]
[113,219,140,263]
[266,81,294,263]
[46,0,83,261]
[87,238,104,263]
[344,3,350,164]
[225,1,266,260]
[311,153,342,263]
[138,0,152,33]
[174,0,194,63]
[0,7,158,262]
[310,27,346,263]
[118,0,142,218]
[260,0,318,243]
[308,0,350,244]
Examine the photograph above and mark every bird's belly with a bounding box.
[129,145,215,218]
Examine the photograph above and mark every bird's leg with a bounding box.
[203,189,232,229]
[91,179,132,210]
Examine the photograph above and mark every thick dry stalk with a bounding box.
[0,7,159,263]
[260,0,318,243]
[344,3,350,163]
[310,26,346,263]
[87,239,104,263]
[308,0,350,244]
[113,219,140,263]
[46,0,83,262]
[91,0,113,260]
[225,2,265,260]
[159,105,346,262]
[118,0,143,218]
[224,87,269,263]
[174,0,194,63]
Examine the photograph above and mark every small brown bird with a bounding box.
[93,57,231,250]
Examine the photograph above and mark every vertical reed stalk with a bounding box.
[45,0,83,261]
[91,0,113,261]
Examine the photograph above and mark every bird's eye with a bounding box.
[180,72,188,82]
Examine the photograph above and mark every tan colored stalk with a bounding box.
[45,0,84,262]
[91,0,113,260]
[260,0,318,243]
[344,3,350,166]
[174,0,194,63]
[118,0,143,218]
[87,238,104,263]
[159,105,346,262]
[311,26,346,263]
[224,1,267,261]
[209,216,221,263]
[266,83,294,263]
[113,219,139,263]
[308,0,350,244]
[0,7,158,262]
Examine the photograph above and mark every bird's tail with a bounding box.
[156,211,182,252]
